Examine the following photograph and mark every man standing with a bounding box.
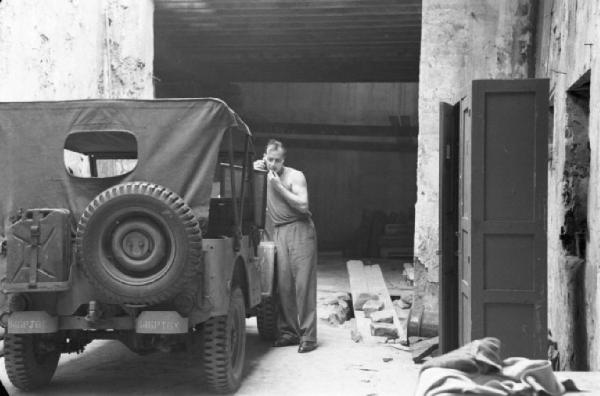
[255,140,317,353]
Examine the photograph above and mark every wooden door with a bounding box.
[439,102,460,353]
[458,94,472,347]
[459,79,548,358]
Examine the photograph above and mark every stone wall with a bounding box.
[0,0,154,100]
[414,0,536,309]
[535,0,600,370]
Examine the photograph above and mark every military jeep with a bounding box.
[0,99,278,393]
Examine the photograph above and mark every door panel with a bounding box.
[459,79,548,359]
[458,94,472,346]
[439,102,460,353]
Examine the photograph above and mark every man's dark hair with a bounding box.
[265,139,286,155]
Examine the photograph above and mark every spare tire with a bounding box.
[76,182,202,305]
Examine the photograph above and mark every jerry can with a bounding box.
[5,209,72,291]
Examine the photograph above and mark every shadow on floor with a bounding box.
[4,327,272,396]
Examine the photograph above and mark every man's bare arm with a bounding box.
[269,170,310,214]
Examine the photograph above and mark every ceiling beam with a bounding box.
[246,122,418,137]
[153,0,422,83]
[252,135,417,152]
[155,61,420,82]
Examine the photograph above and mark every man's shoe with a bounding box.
[298,341,317,353]
[272,337,299,347]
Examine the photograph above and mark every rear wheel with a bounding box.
[256,296,279,341]
[76,182,202,305]
[201,286,246,394]
[4,334,61,391]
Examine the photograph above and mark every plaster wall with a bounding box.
[535,0,600,370]
[0,0,154,101]
[414,0,535,309]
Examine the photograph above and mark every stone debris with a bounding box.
[382,356,393,363]
[319,303,349,325]
[401,293,413,307]
[363,299,384,318]
[349,319,363,343]
[354,292,380,310]
[370,310,393,324]
[370,322,398,338]
[325,292,352,305]
[393,298,411,310]
[403,262,414,281]
[329,304,349,325]
[319,291,352,325]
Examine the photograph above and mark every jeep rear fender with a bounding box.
[257,241,276,297]
[202,236,261,316]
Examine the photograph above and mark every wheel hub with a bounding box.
[122,231,152,259]
[110,219,166,273]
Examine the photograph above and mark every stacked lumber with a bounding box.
[344,210,414,259]
[378,223,414,259]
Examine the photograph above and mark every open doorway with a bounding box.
[559,70,591,370]
[152,0,421,333]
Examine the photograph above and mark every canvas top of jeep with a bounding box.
[0,98,251,231]
[0,98,270,306]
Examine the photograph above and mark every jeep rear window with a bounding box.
[64,131,138,178]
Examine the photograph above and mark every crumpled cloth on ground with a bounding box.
[415,337,569,396]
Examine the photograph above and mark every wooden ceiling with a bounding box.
[154,0,421,83]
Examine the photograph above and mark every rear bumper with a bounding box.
[5,311,189,334]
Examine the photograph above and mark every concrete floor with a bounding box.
[1,254,599,395]
[0,254,421,396]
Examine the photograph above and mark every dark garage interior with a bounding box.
[152,0,421,255]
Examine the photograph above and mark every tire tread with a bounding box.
[76,182,203,305]
[256,296,279,341]
[201,288,246,394]
[4,334,60,391]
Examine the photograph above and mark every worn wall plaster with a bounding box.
[414,0,535,308]
[0,0,153,101]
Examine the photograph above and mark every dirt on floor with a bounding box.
[0,254,421,396]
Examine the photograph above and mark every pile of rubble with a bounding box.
[319,292,353,326]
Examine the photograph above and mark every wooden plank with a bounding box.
[156,14,421,23]
[156,64,419,83]
[412,336,439,363]
[363,264,407,343]
[347,260,367,310]
[346,260,377,343]
[348,318,362,343]
[346,260,377,310]
[156,25,421,35]
[354,311,375,343]
[379,247,414,259]
[347,261,409,343]
[157,0,420,6]
[250,122,418,138]
[556,372,600,395]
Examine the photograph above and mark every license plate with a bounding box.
[136,311,188,334]
[8,311,58,333]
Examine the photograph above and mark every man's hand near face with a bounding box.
[253,159,267,171]
[267,170,283,190]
